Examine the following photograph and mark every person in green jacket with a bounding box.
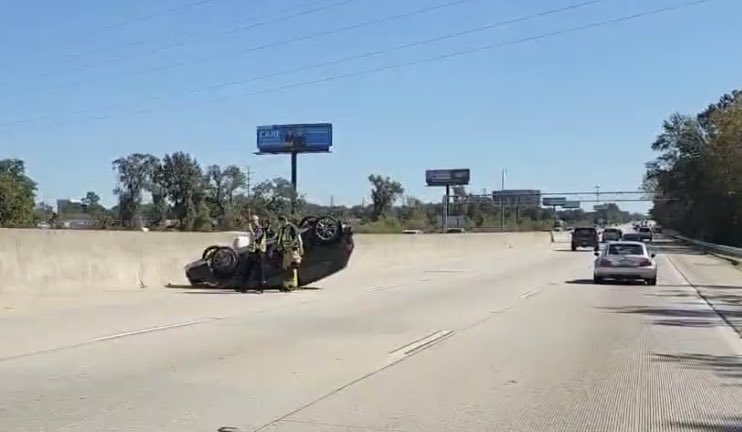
[238,214,268,293]
[276,215,303,291]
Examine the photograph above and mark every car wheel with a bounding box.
[202,245,220,260]
[571,244,577,251]
[313,216,342,245]
[298,216,319,230]
[646,278,657,286]
[209,247,238,276]
[593,276,603,284]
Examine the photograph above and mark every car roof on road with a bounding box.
[607,241,645,246]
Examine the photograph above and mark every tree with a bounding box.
[159,152,206,230]
[205,164,246,228]
[82,191,100,208]
[0,159,37,227]
[398,196,428,230]
[368,174,404,221]
[251,177,300,218]
[112,153,159,228]
[645,88,742,244]
[33,202,54,223]
[80,191,106,215]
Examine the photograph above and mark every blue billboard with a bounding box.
[256,123,332,154]
[425,169,470,186]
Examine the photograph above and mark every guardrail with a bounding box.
[665,231,742,258]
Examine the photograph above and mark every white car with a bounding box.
[593,241,657,285]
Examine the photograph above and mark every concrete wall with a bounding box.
[0,229,553,294]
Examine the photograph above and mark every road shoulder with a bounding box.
[661,240,742,338]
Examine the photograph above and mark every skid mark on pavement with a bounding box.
[0,317,222,363]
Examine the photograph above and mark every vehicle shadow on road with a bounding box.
[565,279,644,286]
[180,286,323,294]
[600,305,742,328]
[554,249,598,253]
[165,283,221,289]
[181,290,244,295]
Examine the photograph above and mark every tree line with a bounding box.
[1,151,641,232]
[645,89,742,245]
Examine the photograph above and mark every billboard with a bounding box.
[256,123,332,154]
[492,189,541,207]
[542,196,567,206]
[425,169,470,186]
[562,200,581,209]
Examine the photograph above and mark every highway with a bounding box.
[1,234,741,431]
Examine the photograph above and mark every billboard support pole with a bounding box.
[500,169,505,231]
[290,151,298,217]
[256,123,333,219]
[444,185,450,232]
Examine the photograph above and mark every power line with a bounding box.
[10,0,480,97]
[3,0,603,125]
[5,0,224,74]
[0,0,721,130]
[8,0,363,85]
[84,0,223,35]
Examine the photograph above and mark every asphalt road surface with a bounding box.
[1,237,741,431]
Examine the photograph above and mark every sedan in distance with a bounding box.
[637,226,654,241]
[621,232,643,242]
[593,241,657,285]
[601,228,623,242]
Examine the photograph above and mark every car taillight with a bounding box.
[598,259,612,267]
[638,258,652,267]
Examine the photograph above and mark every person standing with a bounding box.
[241,214,267,293]
[276,215,304,291]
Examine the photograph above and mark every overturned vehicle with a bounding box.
[185,216,354,291]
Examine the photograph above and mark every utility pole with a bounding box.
[245,166,253,219]
[501,169,506,231]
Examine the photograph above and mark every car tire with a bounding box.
[209,246,238,276]
[571,244,577,251]
[298,216,319,230]
[646,278,657,286]
[202,245,220,260]
[312,216,342,245]
[594,276,603,284]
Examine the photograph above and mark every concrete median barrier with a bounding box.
[0,229,553,294]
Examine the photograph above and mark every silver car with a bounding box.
[593,241,657,285]
[637,226,653,241]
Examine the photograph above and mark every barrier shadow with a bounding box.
[601,305,742,329]
[668,418,742,431]
[653,352,742,382]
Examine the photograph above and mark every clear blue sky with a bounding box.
[2,0,740,213]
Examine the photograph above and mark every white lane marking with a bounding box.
[386,329,454,365]
[520,290,540,299]
[92,319,213,342]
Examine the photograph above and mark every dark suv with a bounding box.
[571,227,599,251]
